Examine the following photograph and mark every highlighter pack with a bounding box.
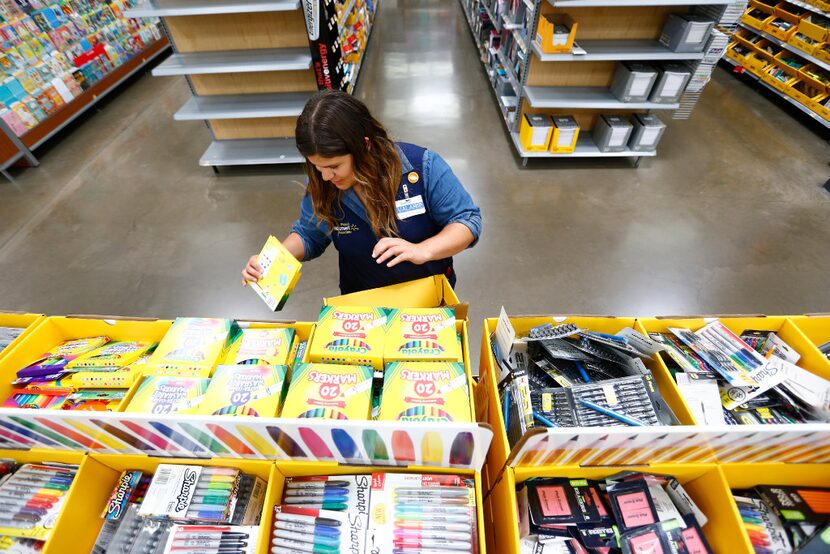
[281,362,373,420]
[124,376,209,414]
[309,306,386,369]
[199,364,287,417]
[250,235,302,311]
[224,327,294,366]
[383,307,460,362]
[379,361,471,422]
[146,318,236,377]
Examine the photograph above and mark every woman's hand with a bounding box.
[241,255,264,286]
[372,238,432,267]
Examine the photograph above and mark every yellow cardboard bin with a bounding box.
[536,13,577,53]
[720,462,830,554]
[486,463,744,554]
[742,2,775,30]
[636,316,830,426]
[0,312,44,363]
[791,315,830,360]
[477,315,698,494]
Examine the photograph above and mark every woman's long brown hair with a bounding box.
[295,90,402,238]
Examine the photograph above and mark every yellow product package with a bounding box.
[72,351,154,389]
[146,318,236,377]
[224,327,295,366]
[383,307,460,362]
[124,376,209,415]
[199,364,287,417]
[66,340,154,369]
[250,235,302,311]
[379,361,471,422]
[308,306,387,369]
[281,362,373,420]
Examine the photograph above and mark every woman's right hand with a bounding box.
[241,255,264,286]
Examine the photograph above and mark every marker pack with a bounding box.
[755,485,830,525]
[146,318,237,378]
[281,362,373,420]
[163,524,259,554]
[368,472,478,554]
[17,336,110,379]
[250,234,302,312]
[271,505,352,554]
[72,350,155,389]
[198,364,287,417]
[379,361,471,422]
[383,307,460,362]
[0,462,79,540]
[61,388,127,411]
[223,327,295,366]
[65,340,154,370]
[125,377,209,415]
[308,306,387,369]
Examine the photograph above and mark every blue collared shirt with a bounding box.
[291,146,482,260]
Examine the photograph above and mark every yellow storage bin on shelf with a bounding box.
[789,30,822,55]
[519,113,553,152]
[273,461,487,554]
[476,314,697,495]
[799,15,830,42]
[549,115,579,153]
[745,50,776,74]
[726,41,755,67]
[742,2,775,30]
[486,462,745,554]
[764,2,802,41]
[636,316,830,426]
[536,13,577,54]
[788,77,828,106]
[791,315,830,360]
[0,311,43,362]
[760,58,800,92]
[732,26,757,49]
[0,449,87,554]
[71,454,276,554]
[720,462,830,554]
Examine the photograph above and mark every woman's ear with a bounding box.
[364,136,371,151]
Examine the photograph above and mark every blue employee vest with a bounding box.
[331,142,455,294]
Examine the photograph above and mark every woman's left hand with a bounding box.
[372,238,432,267]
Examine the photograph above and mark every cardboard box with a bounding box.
[0,312,43,363]
[593,115,633,152]
[659,14,714,53]
[610,62,658,102]
[536,13,577,54]
[629,113,667,152]
[519,113,553,152]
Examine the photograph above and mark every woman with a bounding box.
[242,90,482,295]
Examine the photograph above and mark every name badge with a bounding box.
[395,195,426,219]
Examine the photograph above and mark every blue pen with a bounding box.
[575,361,591,383]
[589,332,628,344]
[533,411,557,428]
[575,399,647,427]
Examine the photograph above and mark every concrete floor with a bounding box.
[0,0,829,369]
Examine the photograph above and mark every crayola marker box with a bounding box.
[308,306,386,370]
[280,362,373,420]
[146,318,236,378]
[66,340,154,370]
[383,307,461,362]
[72,351,155,389]
[124,376,209,414]
[199,364,287,417]
[379,361,471,422]
[223,327,294,366]
[250,235,302,311]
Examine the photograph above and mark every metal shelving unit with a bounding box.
[136,0,377,168]
[531,38,706,61]
[152,48,311,76]
[459,0,744,165]
[524,85,681,109]
[125,0,299,17]
[737,22,830,72]
[723,52,830,129]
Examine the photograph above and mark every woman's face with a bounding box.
[307,153,356,191]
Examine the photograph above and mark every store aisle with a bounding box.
[0,1,828,359]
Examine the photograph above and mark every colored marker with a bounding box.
[286,481,350,490]
[272,529,339,547]
[394,530,472,541]
[282,502,347,511]
[396,506,470,514]
[274,520,341,538]
[394,488,469,497]
[274,512,341,527]
[272,537,338,553]
[283,495,349,504]
[174,532,251,541]
[395,522,471,532]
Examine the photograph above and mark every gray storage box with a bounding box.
[628,114,667,152]
[610,62,658,103]
[659,14,714,53]
[649,63,692,103]
[593,115,633,153]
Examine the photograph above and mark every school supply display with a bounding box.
[493,319,678,448]
[281,362,374,420]
[271,474,371,554]
[518,471,711,553]
[147,318,236,378]
[124,377,209,415]
[249,235,302,312]
[0,461,79,541]
[383,307,460,362]
[0,0,163,137]
[198,364,287,417]
[224,327,295,366]
[309,306,387,369]
[733,485,830,553]
[651,322,830,425]
[379,361,471,422]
